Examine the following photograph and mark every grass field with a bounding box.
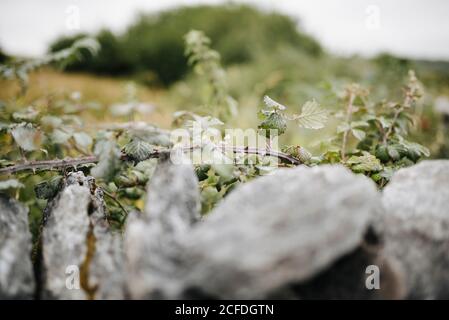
[0,68,174,128]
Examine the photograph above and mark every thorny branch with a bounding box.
[0,146,302,175]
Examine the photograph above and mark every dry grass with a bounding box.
[0,68,174,128]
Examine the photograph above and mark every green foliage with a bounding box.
[184,30,237,121]
[91,132,121,182]
[10,123,43,151]
[314,71,429,186]
[48,4,322,85]
[49,30,133,76]
[123,138,154,162]
[0,26,435,238]
[34,175,63,200]
[1,37,99,97]
[0,46,8,63]
[258,95,328,140]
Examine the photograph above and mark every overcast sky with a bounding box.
[1,0,449,60]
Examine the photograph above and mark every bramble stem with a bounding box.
[0,146,302,175]
[383,107,403,144]
[103,190,128,216]
[341,91,356,162]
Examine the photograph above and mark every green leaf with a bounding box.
[41,115,63,129]
[130,127,172,147]
[0,179,24,190]
[336,123,351,134]
[51,128,72,144]
[375,145,390,163]
[91,137,121,182]
[35,176,63,199]
[258,112,287,137]
[347,152,382,172]
[134,159,158,181]
[351,128,366,141]
[73,132,93,151]
[12,107,39,122]
[295,100,328,129]
[123,138,154,162]
[398,138,430,158]
[378,116,393,129]
[263,95,286,111]
[387,146,400,161]
[10,123,43,151]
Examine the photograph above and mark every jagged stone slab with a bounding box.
[41,172,124,300]
[88,187,125,300]
[177,165,381,299]
[41,182,90,299]
[126,164,384,299]
[125,156,201,299]
[381,160,449,299]
[0,195,35,299]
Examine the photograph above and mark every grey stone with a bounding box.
[0,195,35,299]
[87,186,126,300]
[41,172,124,299]
[381,160,449,299]
[176,165,382,299]
[126,164,391,299]
[125,156,201,299]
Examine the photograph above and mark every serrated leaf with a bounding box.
[10,123,43,151]
[123,138,154,162]
[0,179,24,190]
[399,139,430,157]
[34,176,63,199]
[258,112,287,137]
[347,152,382,172]
[263,95,286,111]
[295,100,328,129]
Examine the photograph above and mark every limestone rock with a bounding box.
[381,160,449,299]
[125,164,387,299]
[41,172,124,299]
[125,156,200,299]
[177,165,382,299]
[0,195,35,299]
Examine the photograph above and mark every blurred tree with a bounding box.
[48,4,322,86]
[0,46,8,63]
[49,30,133,75]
